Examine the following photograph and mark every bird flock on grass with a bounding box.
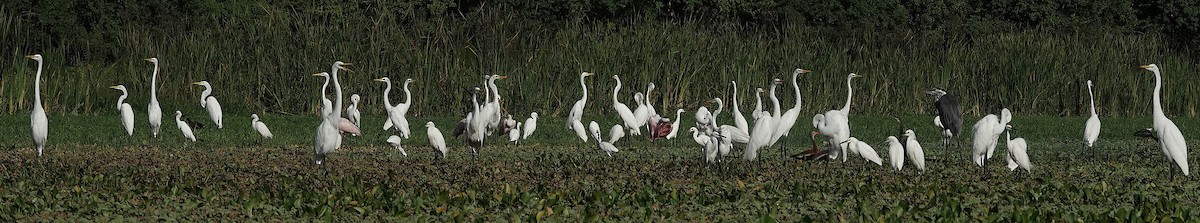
[15,54,1193,176]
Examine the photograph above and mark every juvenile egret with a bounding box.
[387,135,408,157]
[26,54,48,156]
[609,124,625,144]
[313,61,351,165]
[611,75,640,135]
[425,122,448,159]
[251,114,273,139]
[886,136,904,171]
[665,109,685,139]
[522,112,538,140]
[1084,80,1101,152]
[904,130,926,173]
[508,122,522,145]
[347,94,362,127]
[730,81,750,134]
[971,108,1011,167]
[175,111,196,142]
[689,127,710,146]
[1005,125,1031,173]
[927,88,963,150]
[840,137,882,166]
[145,58,163,138]
[771,69,815,150]
[568,72,594,128]
[109,85,135,136]
[703,133,721,163]
[588,121,619,156]
[192,81,223,129]
[1139,64,1189,176]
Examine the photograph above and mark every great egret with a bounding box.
[730,81,750,134]
[1139,64,1189,176]
[689,127,710,146]
[387,135,408,157]
[886,136,904,171]
[645,82,658,118]
[1084,80,1101,152]
[744,110,774,161]
[109,85,135,136]
[927,88,963,150]
[314,72,334,115]
[840,137,882,166]
[665,109,685,139]
[709,98,724,128]
[752,87,764,120]
[26,54,48,156]
[588,121,619,156]
[611,75,640,135]
[904,130,926,173]
[425,122,448,159]
[771,69,815,150]
[175,111,196,142]
[609,124,626,144]
[347,94,362,127]
[466,86,488,154]
[1005,125,1032,173]
[313,61,351,165]
[376,77,414,138]
[571,119,588,142]
[508,122,522,145]
[971,108,1012,167]
[191,81,223,129]
[251,114,273,139]
[522,112,538,140]
[145,58,163,138]
[838,73,860,115]
[633,92,649,129]
[483,75,506,134]
[814,111,850,162]
[568,72,594,128]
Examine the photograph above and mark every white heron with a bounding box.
[886,136,904,171]
[904,130,926,173]
[633,92,650,129]
[694,106,712,128]
[347,94,362,127]
[568,72,594,128]
[377,77,414,138]
[109,85,135,137]
[571,119,588,143]
[426,122,449,159]
[771,69,815,150]
[588,121,619,156]
[730,81,750,134]
[751,87,764,120]
[813,111,850,162]
[191,81,223,129]
[482,75,506,134]
[145,58,163,138]
[522,112,538,140]
[709,98,724,128]
[1084,80,1101,152]
[609,124,626,144]
[744,110,775,161]
[312,73,360,136]
[611,75,641,135]
[840,137,882,166]
[251,114,273,139]
[689,127,710,147]
[466,86,488,154]
[313,61,351,165]
[971,108,1012,167]
[1140,64,1189,176]
[645,82,658,118]
[502,114,518,136]
[665,109,685,139]
[175,111,196,142]
[1005,125,1032,173]
[509,122,522,145]
[26,54,48,156]
[387,135,408,157]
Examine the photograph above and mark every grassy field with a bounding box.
[1,113,1199,221]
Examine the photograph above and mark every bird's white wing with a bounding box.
[523,118,536,139]
[572,120,588,142]
[254,121,273,138]
[720,125,750,144]
[120,104,135,136]
[206,97,223,128]
[609,125,625,144]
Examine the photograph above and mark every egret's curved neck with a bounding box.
[176,113,182,122]
[792,72,803,110]
[33,59,43,107]
[253,116,259,122]
[488,78,500,103]
[331,66,343,119]
[1152,70,1164,117]
[842,75,854,113]
[150,62,159,102]
[1005,131,1010,143]
[731,82,740,110]
[1087,84,1097,116]
[645,84,654,108]
[579,75,588,103]
[472,92,480,112]
[754,90,762,113]
[674,110,683,124]
[713,100,723,119]
[381,79,392,107]
[612,77,622,104]
[769,84,781,116]
[200,85,213,104]
[320,75,331,101]
[402,81,412,104]
[117,90,128,109]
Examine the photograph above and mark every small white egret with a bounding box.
[609,124,625,144]
[588,121,619,156]
[1005,125,1032,173]
[387,135,408,157]
[665,109,685,139]
[145,58,163,138]
[904,130,926,173]
[425,122,448,159]
[522,112,538,140]
[886,136,904,171]
[509,122,522,145]
[175,111,196,142]
[192,81,223,129]
[1084,80,1101,152]
[840,137,882,166]
[109,85,135,136]
[251,114,273,139]
[1139,64,1189,176]
[689,127,710,146]
[611,75,641,135]
[26,54,48,156]
[347,94,362,127]
[313,61,351,165]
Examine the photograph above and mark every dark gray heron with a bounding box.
[926,88,963,150]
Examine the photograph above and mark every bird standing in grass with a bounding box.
[426,122,448,159]
[175,111,196,142]
[192,81,223,129]
[145,57,163,139]
[522,112,538,140]
[1139,64,1189,176]
[347,94,362,127]
[251,114,273,139]
[313,61,351,165]
[110,85,136,137]
[1005,124,1032,173]
[26,54,49,156]
[1084,80,1101,156]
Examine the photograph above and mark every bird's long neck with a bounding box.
[674,110,683,125]
[402,81,412,104]
[381,79,392,107]
[1152,70,1161,117]
[117,90,128,109]
[472,92,480,112]
[1005,131,1011,143]
[200,86,213,105]
[1087,84,1097,116]
[792,72,803,110]
[33,59,43,108]
[579,75,588,103]
[645,85,654,110]
[731,82,740,111]
[150,62,159,102]
[176,113,182,122]
[612,77,622,104]
[713,100,723,120]
[332,67,343,119]
[842,76,854,113]
[769,84,781,116]
[754,90,762,114]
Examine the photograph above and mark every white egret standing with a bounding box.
[633,92,650,129]
[813,111,850,162]
[425,122,448,159]
[609,124,626,144]
[971,108,1012,167]
[589,121,619,156]
[522,112,538,140]
[1140,64,1189,176]
[387,135,408,157]
[571,119,588,142]
[730,81,750,134]
[886,136,904,171]
[347,94,362,127]
[744,110,774,161]
[665,109,685,139]
[109,85,135,136]
[315,73,334,115]
[313,61,351,165]
[771,69,815,151]
[568,72,594,128]
[751,88,764,120]
[466,86,488,154]
[26,54,48,156]
[395,78,415,138]
[509,122,522,145]
[251,114,273,139]
[175,111,196,142]
[1005,125,1032,173]
[689,127,710,147]
[192,81,223,129]
[483,75,506,134]
[1084,80,1101,154]
[904,130,926,173]
[611,75,641,135]
[840,137,882,166]
[645,82,658,118]
[145,58,163,138]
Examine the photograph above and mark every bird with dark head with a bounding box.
[926,88,962,150]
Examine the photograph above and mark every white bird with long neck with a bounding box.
[175,111,195,142]
[26,54,48,156]
[377,77,414,138]
[313,61,351,165]
[191,81,223,129]
[1084,80,1101,150]
[633,92,650,129]
[1005,125,1032,173]
[346,94,361,127]
[589,121,620,156]
[522,112,538,140]
[770,69,815,148]
[904,130,926,173]
[709,98,724,128]
[752,87,764,120]
[1140,64,1189,175]
[315,73,360,136]
[251,114,273,139]
[568,72,593,128]
[145,57,163,138]
[109,85,135,136]
[665,109,685,139]
[838,73,860,115]
[466,87,488,154]
[813,111,850,162]
[483,75,506,134]
[730,81,750,134]
[426,122,448,159]
[971,108,1012,167]
[744,79,784,161]
[611,75,641,135]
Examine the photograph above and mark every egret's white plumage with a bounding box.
[509,122,522,145]
[315,72,334,115]
[109,85,135,136]
[425,122,448,159]
[26,54,48,156]
[568,72,593,128]
[608,124,625,144]
[770,69,814,147]
[482,75,506,134]
[1084,80,1101,148]
[611,75,641,135]
[175,111,196,142]
[665,109,685,139]
[886,136,904,171]
[751,88,764,120]
[387,135,408,157]
[251,114,273,139]
[694,106,712,128]
[841,137,882,165]
[1140,64,1189,175]
[192,81,223,129]
[589,121,619,156]
[689,127,710,147]
[744,110,774,161]
[633,92,650,129]
[1005,125,1032,172]
[395,78,415,138]
[522,112,538,140]
[971,108,1011,167]
[313,61,351,165]
[347,94,362,127]
[145,58,163,138]
[814,111,850,162]
[571,119,588,142]
[730,81,750,134]
[904,130,926,173]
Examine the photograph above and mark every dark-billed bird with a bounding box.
[926,88,962,150]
